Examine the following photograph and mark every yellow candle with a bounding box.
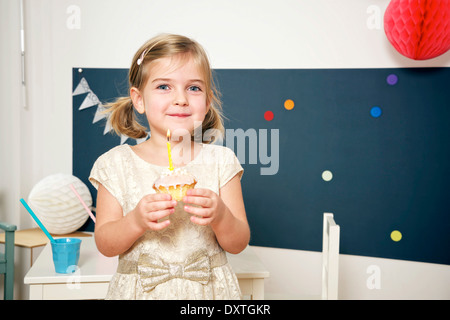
[167,130,174,171]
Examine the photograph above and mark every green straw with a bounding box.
[20,198,55,243]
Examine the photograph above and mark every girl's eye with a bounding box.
[157,84,169,90]
[188,86,201,92]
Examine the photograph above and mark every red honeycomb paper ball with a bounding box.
[384,0,450,60]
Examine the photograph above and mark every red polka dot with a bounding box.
[264,111,274,121]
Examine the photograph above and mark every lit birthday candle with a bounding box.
[167,129,174,171]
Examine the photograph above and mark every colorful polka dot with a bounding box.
[371,106,382,118]
[322,170,333,181]
[264,110,274,121]
[391,230,402,242]
[284,99,295,110]
[387,74,398,85]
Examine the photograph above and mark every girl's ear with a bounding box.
[130,87,145,114]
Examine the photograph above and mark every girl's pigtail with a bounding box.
[104,96,148,139]
[202,106,224,143]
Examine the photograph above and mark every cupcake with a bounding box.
[152,168,197,201]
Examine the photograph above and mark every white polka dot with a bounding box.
[322,170,333,181]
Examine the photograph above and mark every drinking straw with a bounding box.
[20,198,55,243]
[69,184,96,223]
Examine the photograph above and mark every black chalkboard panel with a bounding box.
[73,67,450,265]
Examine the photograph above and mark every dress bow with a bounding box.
[137,251,211,292]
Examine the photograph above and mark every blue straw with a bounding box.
[20,198,55,243]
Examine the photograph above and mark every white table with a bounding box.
[24,236,269,300]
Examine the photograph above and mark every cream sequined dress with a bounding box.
[89,143,243,299]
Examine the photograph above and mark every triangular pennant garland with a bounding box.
[79,91,101,110]
[93,103,107,124]
[72,77,90,96]
[73,76,148,145]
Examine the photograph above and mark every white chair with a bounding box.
[321,212,340,300]
[265,212,340,300]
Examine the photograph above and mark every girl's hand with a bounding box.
[183,188,225,226]
[131,193,177,232]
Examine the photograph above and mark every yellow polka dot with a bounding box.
[391,230,402,242]
[284,99,294,110]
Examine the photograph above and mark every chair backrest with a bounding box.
[321,213,340,300]
[0,222,17,300]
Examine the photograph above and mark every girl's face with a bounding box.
[132,54,209,141]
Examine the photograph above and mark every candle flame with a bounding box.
[167,129,171,141]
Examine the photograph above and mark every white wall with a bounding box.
[252,246,450,300]
[0,0,23,233]
[1,0,449,299]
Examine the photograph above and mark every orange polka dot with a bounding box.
[284,99,294,110]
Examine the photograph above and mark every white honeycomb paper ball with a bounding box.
[28,173,91,234]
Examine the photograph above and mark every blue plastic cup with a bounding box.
[51,238,82,273]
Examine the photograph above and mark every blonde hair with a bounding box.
[104,34,224,143]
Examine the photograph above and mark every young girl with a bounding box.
[89,34,250,299]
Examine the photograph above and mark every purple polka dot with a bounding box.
[387,74,398,85]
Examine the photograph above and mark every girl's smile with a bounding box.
[167,113,192,118]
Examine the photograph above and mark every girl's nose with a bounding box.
[173,91,188,106]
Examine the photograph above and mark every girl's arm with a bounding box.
[184,175,250,254]
[94,184,175,257]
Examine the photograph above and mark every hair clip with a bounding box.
[137,49,148,66]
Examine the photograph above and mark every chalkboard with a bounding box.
[73,67,450,265]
